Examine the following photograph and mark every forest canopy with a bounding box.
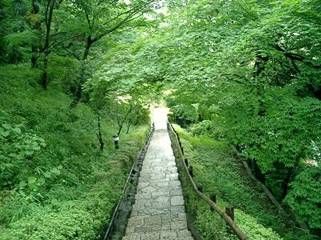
[0,0,321,239]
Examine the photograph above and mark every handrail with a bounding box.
[168,122,248,240]
[102,124,154,240]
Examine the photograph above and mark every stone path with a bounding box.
[123,108,193,240]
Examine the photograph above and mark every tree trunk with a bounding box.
[254,53,269,116]
[31,47,38,68]
[30,0,40,68]
[117,122,124,136]
[96,113,104,151]
[72,63,86,105]
[41,0,55,89]
[41,55,49,89]
[83,36,92,61]
[117,105,133,136]
[126,121,132,134]
[72,37,93,104]
[281,168,294,200]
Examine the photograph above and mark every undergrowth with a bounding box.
[170,125,237,240]
[174,124,312,240]
[0,64,148,240]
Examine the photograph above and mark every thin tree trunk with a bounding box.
[31,46,38,68]
[281,168,294,200]
[96,113,104,151]
[117,121,124,136]
[83,36,92,61]
[41,56,49,89]
[30,0,40,68]
[41,0,55,89]
[126,121,132,134]
[72,36,93,104]
[254,53,269,116]
[72,63,86,104]
[117,105,133,136]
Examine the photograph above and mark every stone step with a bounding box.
[125,213,188,234]
[122,110,193,240]
[123,229,193,240]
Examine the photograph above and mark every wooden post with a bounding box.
[210,193,216,203]
[129,177,134,184]
[197,184,203,193]
[184,158,189,166]
[188,166,194,177]
[225,207,235,221]
[178,173,182,181]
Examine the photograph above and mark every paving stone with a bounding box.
[171,220,187,230]
[144,215,162,226]
[177,230,193,237]
[170,195,184,206]
[123,233,141,240]
[123,109,192,240]
[127,216,145,227]
[160,231,177,240]
[170,205,185,215]
[140,232,160,240]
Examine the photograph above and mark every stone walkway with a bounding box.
[123,108,193,240]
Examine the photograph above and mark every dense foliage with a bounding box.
[100,0,321,237]
[175,125,307,240]
[1,0,321,239]
[0,64,149,239]
[0,0,153,239]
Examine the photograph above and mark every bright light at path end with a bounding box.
[151,106,169,130]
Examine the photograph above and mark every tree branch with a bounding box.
[272,44,321,69]
[92,0,155,43]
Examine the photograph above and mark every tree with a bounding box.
[109,96,148,136]
[1,0,31,64]
[286,143,321,233]
[40,0,59,89]
[0,0,7,62]
[97,0,321,236]
[60,0,155,103]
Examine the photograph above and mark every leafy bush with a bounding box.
[190,120,223,138]
[0,120,45,189]
[286,168,321,230]
[170,104,199,127]
[236,210,282,240]
[175,125,308,240]
[0,64,148,239]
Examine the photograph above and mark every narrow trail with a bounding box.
[123,108,193,240]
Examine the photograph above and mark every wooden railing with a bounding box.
[102,124,154,240]
[168,122,248,240]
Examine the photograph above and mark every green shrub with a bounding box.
[0,120,46,189]
[175,126,308,240]
[0,64,148,239]
[236,210,282,240]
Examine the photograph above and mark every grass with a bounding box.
[169,125,237,240]
[0,64,148,240]
[173,124,312,240]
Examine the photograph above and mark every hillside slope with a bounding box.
[0,65,148,240]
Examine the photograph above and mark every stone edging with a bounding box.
[102,124,155,240]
